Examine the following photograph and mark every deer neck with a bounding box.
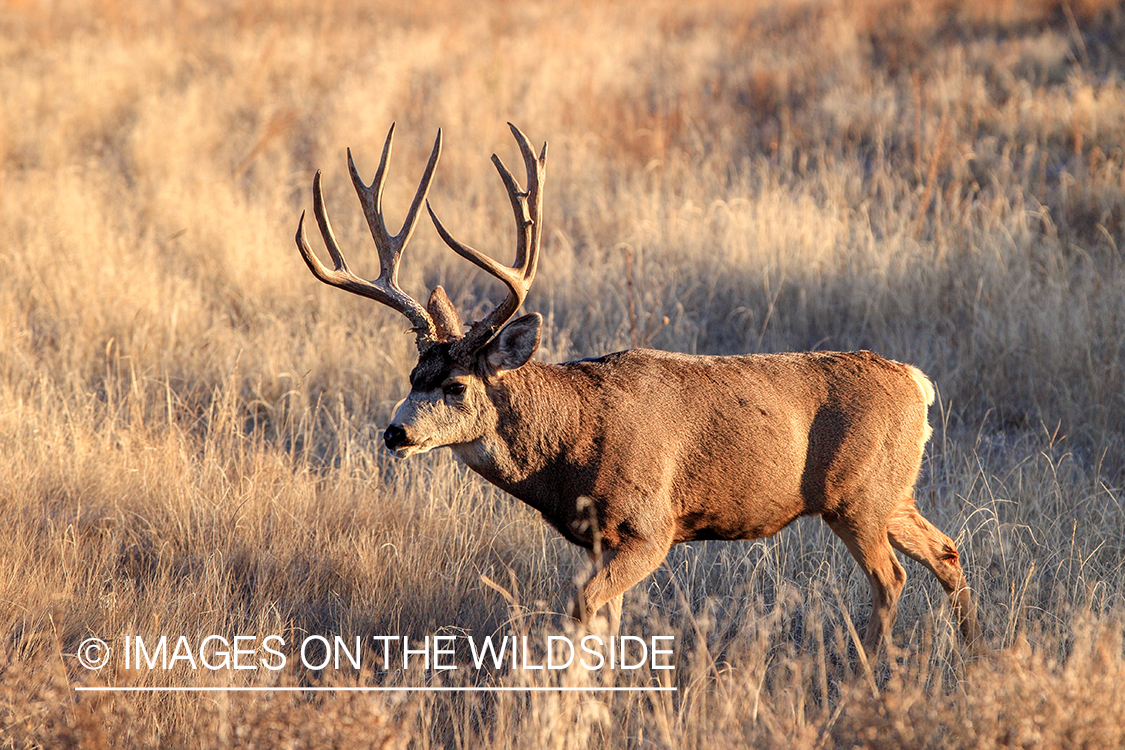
[451,360,578,497]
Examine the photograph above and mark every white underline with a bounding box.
[75,686,676,693]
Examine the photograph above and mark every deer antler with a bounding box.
[295,123,442,350]
[427,123,547,358]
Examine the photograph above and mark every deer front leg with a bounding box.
[571,549,625,634]
[572,536,670,634]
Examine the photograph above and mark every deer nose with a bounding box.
[384,424,408,450]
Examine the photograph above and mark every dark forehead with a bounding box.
[409,344,457,391]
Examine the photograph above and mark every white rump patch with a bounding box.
[905,364,935,448]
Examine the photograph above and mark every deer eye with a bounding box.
[443,382,467,398]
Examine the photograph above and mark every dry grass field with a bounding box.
[3,0,1125,746]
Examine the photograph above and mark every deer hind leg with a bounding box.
[886,500,982,648]
[573,538,668,634]
[828,520,908,657]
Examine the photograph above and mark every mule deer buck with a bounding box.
[294,123,981,654]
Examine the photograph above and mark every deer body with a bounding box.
[457,349,927,549]
[435,347,972,648]
[295,123,980,654]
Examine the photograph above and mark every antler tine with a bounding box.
[350,124,444,274]
[294,125,443,350]
[506,122,548,266]
[428,123,547,357]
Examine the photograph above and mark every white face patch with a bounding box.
[387,443,434,459]
[387,390,441,457]
[386,383,490,458]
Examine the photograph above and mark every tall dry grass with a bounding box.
[2,0,1125,747]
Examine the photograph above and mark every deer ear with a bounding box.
[485,313,541,373]
[427,286,463,342]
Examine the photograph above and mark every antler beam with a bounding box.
[295,123,442,350]
[427,123,547,357]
